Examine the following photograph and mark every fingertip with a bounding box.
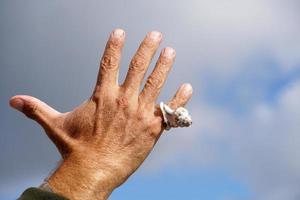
[182,83,193,97]
[9,96,24,112]
[166,84,193,109]
[111,28,125,39]
[162,47,176,58]
[148,31,162,41]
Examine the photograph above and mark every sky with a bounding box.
[1,0,300,199]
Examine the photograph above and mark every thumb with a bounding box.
[10,95,76,156]
[9,95,60,126]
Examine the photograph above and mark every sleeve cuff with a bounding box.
[18,187,69,200]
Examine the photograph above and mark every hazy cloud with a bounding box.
[1,0,300,199]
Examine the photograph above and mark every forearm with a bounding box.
[48,155,116,200]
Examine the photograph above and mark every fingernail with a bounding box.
[182,83,193,97]
[112,29,125,38]
[149,31,162,41]
[10,98,24,112]
[163,47,176,58]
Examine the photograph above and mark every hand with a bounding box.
[10,29,193,200]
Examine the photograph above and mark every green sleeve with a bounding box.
[19,187,69,200]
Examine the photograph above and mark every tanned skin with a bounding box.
[10,29,193,200]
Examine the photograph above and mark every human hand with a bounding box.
[10,29,193,200]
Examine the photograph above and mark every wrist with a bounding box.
[47,153,117,200]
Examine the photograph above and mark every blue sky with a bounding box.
[110,169,251,200]
[1,0,300,199]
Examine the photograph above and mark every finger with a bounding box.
[140,47,176,104]
[153,83,192,134]
[10,95,60,122]
[95,29,125,91]
[122,31,162,93]
[9,95,75,152]
[167,83,193,109]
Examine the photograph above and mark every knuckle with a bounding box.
[146,75,163,90]
[129,56,147,73]
[136,105,152,121]
[116,95,130,108]
[101,54,118,70]
[24,102,39,119]
[91,92,101,102]
[136,110,148,122]
[135,106,162,138]
[146,118,162,139]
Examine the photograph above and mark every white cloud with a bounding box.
[232,79,300,199]
[2,0,300,199]
[148,78,300,199]
[142,2,300,198]
[172,0,300,77]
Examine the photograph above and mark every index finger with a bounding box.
[94,29,125,93]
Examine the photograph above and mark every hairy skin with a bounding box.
[10,29,193,200]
